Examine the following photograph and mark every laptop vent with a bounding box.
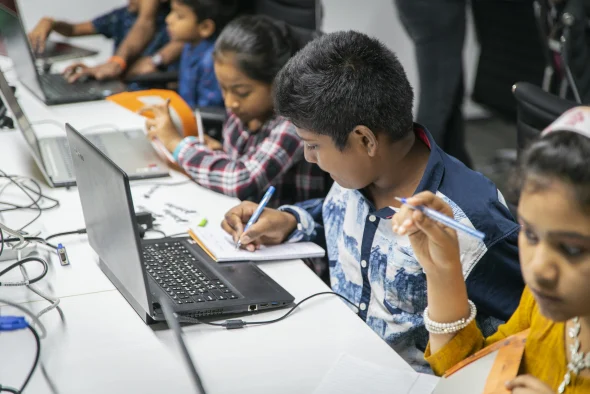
[181,309,224,318]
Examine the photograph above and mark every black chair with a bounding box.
[512,81,578,156]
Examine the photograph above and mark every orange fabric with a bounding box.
[107,89,198,137]
[425,287,590,393]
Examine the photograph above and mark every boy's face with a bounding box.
[214,54,274,127]
[166,0,212,43]
[518,178,590,322]
[295,127,381,190]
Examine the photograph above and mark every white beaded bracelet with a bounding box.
[423,300,477,335]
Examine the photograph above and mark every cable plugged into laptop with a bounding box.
[175,292,359,330]
[136,211,156,238]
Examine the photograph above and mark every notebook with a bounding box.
[188,222,325,262]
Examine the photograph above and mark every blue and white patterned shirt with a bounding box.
[280,125,524,371]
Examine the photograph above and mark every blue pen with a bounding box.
[236,186,276,249]
[393,197,485,240]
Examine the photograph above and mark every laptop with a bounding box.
[0,69,169,187]
[66,123,295,324]
[0,4,125,105]
[0,0,98,63]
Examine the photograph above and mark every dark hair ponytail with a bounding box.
[213,15,299,84]
[519,131,590,211]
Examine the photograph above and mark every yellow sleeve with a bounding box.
[425,287,535,376]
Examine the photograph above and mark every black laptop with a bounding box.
[0,4,125,105]
[65,123,294,323]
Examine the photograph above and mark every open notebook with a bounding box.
[188,222,325,262]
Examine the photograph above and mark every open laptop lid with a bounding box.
[0,69,53,186]
[0,3,47,102]
[65,122,154,320]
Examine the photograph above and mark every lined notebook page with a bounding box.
[189,223,325,262]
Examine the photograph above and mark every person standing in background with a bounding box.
[394,0,473,168]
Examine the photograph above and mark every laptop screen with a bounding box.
[65,123,153,320]
[0,70,54,184]
[0,4,46,101]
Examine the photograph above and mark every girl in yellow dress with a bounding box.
[392,106,590,393]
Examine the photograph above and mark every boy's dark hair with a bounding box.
[213,15,299,85]
[274,30,414,150]
[178,0,238,34]
[518,131,590,212]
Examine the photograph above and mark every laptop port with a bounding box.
[248,304,258,311]
[260,303,268,307]
[271,302,278,306]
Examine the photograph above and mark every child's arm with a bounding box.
[113,0,160,67]
[28,19,96,53]
[393,192,533,375]
[126,41,184,77]
[174,121,305,201]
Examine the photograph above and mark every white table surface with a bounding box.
[0,47,415,393]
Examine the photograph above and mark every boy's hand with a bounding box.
[28,18,54,53]
[140,100,183,152]
[392,191,461,276]
[203,135,223,151]
[505,375,554,393]
[221,202,298,252]
[126,56,157,77]
[63,61,123,83]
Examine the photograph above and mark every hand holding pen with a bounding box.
[235,186,276,250]
[391,191,477,275]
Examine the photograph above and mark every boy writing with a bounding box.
[222,31,524,371]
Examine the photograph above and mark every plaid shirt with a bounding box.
[92,5,170,57]
[173,113,326,207]
[178,39,223,108]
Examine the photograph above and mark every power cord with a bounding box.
[0,257,48,287]
[45,229,86,241]
[176,291,358,329]
[0,171,60,231]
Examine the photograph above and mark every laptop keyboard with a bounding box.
[39,73,100,100]
[142,241,237,305]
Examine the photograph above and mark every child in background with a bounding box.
[144,15,326,206]
[393,107,590,392]
[221,31,523,372]
[29,0,182,80]
[165,0,237,108]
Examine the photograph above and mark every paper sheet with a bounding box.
[313,354,439,394]
[189,221,325,262]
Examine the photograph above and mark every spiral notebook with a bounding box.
[188,223,325,262]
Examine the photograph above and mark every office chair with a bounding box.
[500,81,578,213]
[512,81,578,155]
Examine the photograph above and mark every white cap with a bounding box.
[541,106,590,139]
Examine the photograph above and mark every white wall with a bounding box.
[19,0,486,118]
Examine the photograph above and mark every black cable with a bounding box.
[0,228,4,257]
[178,292,358,329]
[0,386,19,393]
[3,237,58,251]
[0,257,48,286]
[146,229,166,238]
[20,325,41,393]
[46,229,86,241]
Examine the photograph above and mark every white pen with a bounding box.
[196,109,205,145]
[393,197,485,240]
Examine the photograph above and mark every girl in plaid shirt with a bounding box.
[144,15,326,207]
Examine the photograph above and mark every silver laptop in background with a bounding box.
[0,70,169,188]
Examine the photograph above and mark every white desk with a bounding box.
[0,50,415,393]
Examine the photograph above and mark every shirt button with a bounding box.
[360,303,367,311]
[369,215,376,222]
[361,260,367,268]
